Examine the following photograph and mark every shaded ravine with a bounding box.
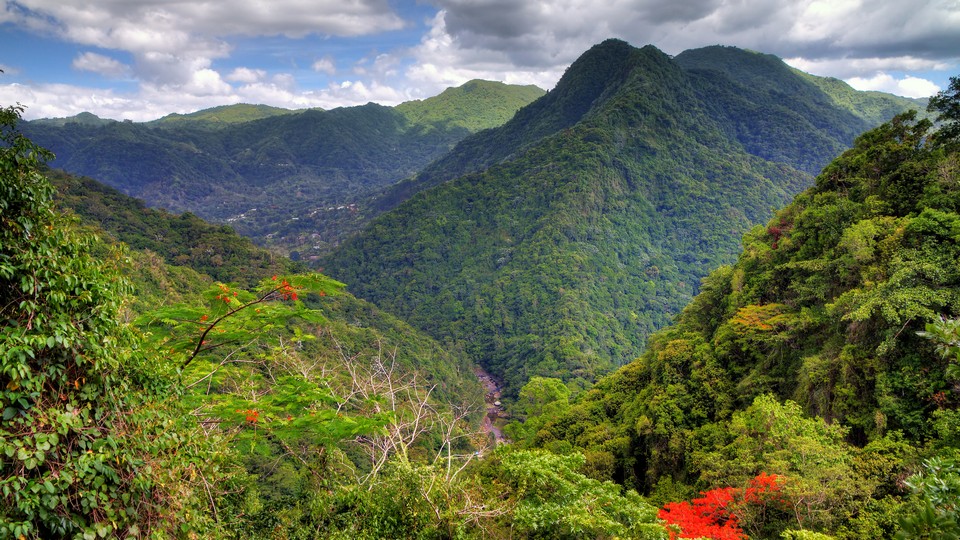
[474,366,507,444]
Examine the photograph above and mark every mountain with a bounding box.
[371,44,921,217]
[524,109,959,537]
[147,103,299,127]
[324,41,928,397]
[795,69,929,127]
[48,168,483,403]
[29,111,117,127]
[49,169,300,287]
[327,40,846,396]
[673,45,928,175]
[22,81,545,258]
[395,79,546,132]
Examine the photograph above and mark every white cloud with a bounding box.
[403,10,565,98]
[2,0,408,112]
[785,55,946,98]
[415,0,960,90]
[846,73,941,98]
[11,0,406,43]
[71,52,130,78]
[312,56,336,75]
[183,68,232,96]
[784,56,951,80]
[3,0,959,120]
[0,82,152,120]
[1,73,410,121]
[226,67,266,84]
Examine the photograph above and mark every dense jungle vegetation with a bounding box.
[515,80,960,539]
[2,40,958,539]
[22,82,545,260]
[328,40,885,397]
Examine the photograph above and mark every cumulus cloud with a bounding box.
[226,67,266,84]
[846,73,941,98]
[402,10,565,98]
[784,56,951,80]
[2,0,958,119]
[2,0,408,112]
[401,0,958,103]
[0,82,156,121]
[312,56,336,75]
[72,52,130,78]
[10,0,405,43]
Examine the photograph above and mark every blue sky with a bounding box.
[1,0,957,121]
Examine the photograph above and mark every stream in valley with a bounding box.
[474,366,508,444]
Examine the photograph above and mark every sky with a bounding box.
[0,0,957,121]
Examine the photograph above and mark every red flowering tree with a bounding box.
[659,473,786,540]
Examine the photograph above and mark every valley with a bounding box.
[475,366,508,445]
[2,37,958,540]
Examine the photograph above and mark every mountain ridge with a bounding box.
[325,40,821,395]
[22,79,546,258]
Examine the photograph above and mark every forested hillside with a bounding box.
[3,104,669,539]
[519,94,960,538]
[3,37,958,538]
[49,170,299,286]
[22,82,544,259]
[45,168,482,400]
[373,43,921,214]
[325,39,918,396]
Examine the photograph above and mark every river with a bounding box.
[474,366,508,444]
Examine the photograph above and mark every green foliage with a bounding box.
[493,449,666,539]
[24,82,543,260]
[50,170,300,287]
[917,315,960,381]
[147,103,299,127]
[134,271,488,536]
[782,531,837,540]
[327,40,816,397]
[310,448,667,539]
[1,104,224,538]
[526,101,960,537]
[516,376,571,418]
[395,79,545,132]
[928,76,960,145]
[692,395,870,535]
[896,457,960,539]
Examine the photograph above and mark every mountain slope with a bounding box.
[374,39,644,213]
[23,81,544,258]
[325,40,818,395]
[49,170,299,287]
[533,111,960,496]
[49,169,483,404]
[395,79,545,132]
[795,69,928,126]
[147,103,299,127]
[674,45,872,174]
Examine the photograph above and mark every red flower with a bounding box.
[658,473,785,540]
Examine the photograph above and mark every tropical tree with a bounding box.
[928,76,960,144]
[1,104,225,537]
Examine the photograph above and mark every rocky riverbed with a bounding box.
[474,367,507,444]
